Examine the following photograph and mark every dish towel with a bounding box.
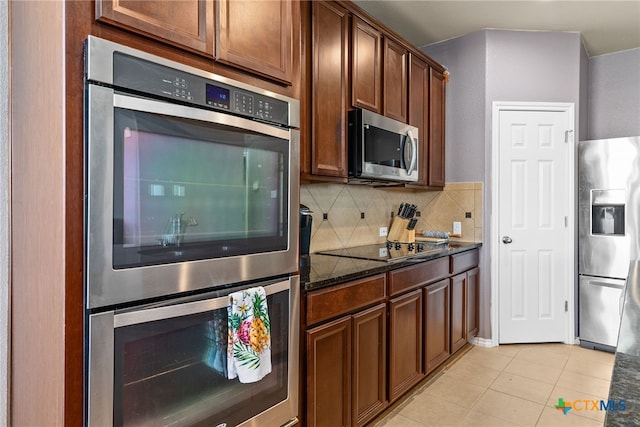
[227,286,272,383]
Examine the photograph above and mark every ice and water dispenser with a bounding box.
[591,189,625,236]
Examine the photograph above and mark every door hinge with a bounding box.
[564,216,568,227]
[565,301,568,312]
[564,130,574,143]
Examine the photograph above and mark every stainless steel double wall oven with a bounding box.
[84,36,300,426]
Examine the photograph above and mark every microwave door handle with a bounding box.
[404,130,418,175]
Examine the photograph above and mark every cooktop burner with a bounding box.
[317,242,450,263]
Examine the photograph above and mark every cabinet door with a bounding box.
[424,279,450,374]
[311,1,349,178]
[450,273,467,354]
[428,68,446,187]
[389,290,423,402]
[307,316,352,427]
[383,38,408,123]
[216,0,294,84]
[351,17,382,113]
[352,304,387,426]
[96,0,214,56]
[408,54,429,186]
[466,267,480,338]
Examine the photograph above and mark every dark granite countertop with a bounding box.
[300,241,482,292]
[606,260,640,426]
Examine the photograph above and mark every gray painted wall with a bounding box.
[422,29,583,341]
[422,31,487,183]
[579,43,590,139]
[1,0,9,423]
[588,48,640,140]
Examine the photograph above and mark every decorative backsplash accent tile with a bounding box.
[301,182,484,253]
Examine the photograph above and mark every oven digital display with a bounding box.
[205,84,230,109]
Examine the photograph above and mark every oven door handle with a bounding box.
[113,279,290,328]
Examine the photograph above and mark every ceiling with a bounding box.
[351,0,640,57]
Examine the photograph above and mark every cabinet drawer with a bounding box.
[450,249,479,275]
[388,257,449,297]
[307,274,387,326]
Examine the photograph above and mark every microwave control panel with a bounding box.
[111,52,289,127]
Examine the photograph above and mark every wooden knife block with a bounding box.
[387,216,416,244]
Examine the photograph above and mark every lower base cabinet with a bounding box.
[450,273,467,354]
[304,249,480,426]
[352,304,387,426]
[389,289,423,402]
[466,267,480,338]
[306,303,387,427]
[424,279,450,374]
[306,316,352,427]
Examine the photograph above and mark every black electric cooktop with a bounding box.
[317,242,451,263]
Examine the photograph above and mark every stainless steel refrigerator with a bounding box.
[578,136,640,352]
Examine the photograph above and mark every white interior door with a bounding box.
[496,105,574,344]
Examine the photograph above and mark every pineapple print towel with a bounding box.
[227,286,271,383]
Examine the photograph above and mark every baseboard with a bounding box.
[469,336,496,347]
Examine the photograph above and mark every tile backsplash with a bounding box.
[300,182,484,253]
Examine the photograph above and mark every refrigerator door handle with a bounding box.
[587,280,625,289]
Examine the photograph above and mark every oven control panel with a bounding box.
[112,52,290,127]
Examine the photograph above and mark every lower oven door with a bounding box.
[87,276,299,427]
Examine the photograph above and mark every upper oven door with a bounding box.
[86,84,299,308]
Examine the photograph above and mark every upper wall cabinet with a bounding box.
[351,21,408,122]
[96,0,296,86]
[304,0,446,185]
[310,1,350,179]
[383,38,408,123]
[351,17,382,113]
[408,54,429,187]
[96,0,214,56]
[429,68,446,187]
[216,0,294,85]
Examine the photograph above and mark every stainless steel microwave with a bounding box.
[348,108,419,183]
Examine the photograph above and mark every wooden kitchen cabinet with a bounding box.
[306,304,387,427]
[96,0,297,85]
[305,274,387,427]
[467,267,480,338]
[306,316,352,427]
[304,248,480,426]
[408,54,429,186]
[96,0,214,56]
[383,38,408,123]
[352,304,387,427]
[408,57,447,189]
[450,249,480,341]
[428,67,446,187]
[216,0,295,85]
[351,16,382,113]
[450,273,467,354]
[309,0,350,179]
[304,1,448,184]
[424,279,450,374]
[388,289,423,402]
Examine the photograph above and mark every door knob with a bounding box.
[502,236,513,244]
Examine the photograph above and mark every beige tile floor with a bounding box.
[374,343,615,427]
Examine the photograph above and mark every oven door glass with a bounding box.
[110,282,292,426]
[112,107,289,269]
